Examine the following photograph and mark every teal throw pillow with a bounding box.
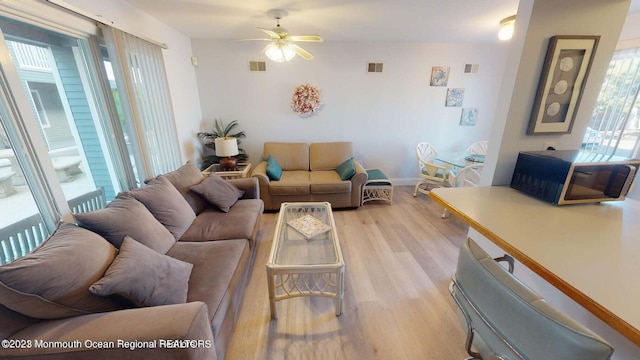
[336,158,356,180]
[266,155,282,180]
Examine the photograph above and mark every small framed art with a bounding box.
[446,88,465,107]
[430,66,450,86]
[460,108,478,126]
[528,35,600,135]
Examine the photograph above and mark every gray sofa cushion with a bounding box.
[127,175,196,239]
[90,236,193,307]
[180,199,263,249]
[163,160,208,214]
[0,223,123,319]
[167,240,249,340]
[0,304,38,340]
[74,194,175,254]
[190,174,244,213]
[5,302,214,359]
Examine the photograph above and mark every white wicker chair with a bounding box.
[413,142,453,197]
[465,141,488,156]
[453,163,484,188]
[441,163,484,218]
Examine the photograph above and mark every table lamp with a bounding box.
[215,137,239,170]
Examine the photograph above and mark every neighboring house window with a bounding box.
[29,89,50,127]
[584,46,640,159]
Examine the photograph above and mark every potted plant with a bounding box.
[198,119,248,170]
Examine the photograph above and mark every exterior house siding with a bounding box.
[51,45,116,200]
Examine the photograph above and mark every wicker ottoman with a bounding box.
[361,169,393,205]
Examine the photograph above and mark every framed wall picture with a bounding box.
[527,35,600,135]
[430,66,450,86]
[445,88,465,107]
[460,108,478,126]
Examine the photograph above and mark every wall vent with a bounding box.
[249,61,266,72]
[367,62,383,73]
[464,64,479,74]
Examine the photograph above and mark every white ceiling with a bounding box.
[125,0,640,44]
[125,0,520,43]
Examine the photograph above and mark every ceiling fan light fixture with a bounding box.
[498,15,516,41]
[265,41,295,62]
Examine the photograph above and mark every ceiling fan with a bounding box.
[239,9,323,62]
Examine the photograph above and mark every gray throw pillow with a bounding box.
[74,194,175,254]
[0,223,123,319]
[89,236,193,307]
[127,176,196,240]
[162,160,208,214]
[190,174,244,212]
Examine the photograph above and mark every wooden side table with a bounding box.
[202,163,252,180]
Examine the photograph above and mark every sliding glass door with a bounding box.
[0,5,181,264]
[0,16,124,263]
[585,46,640,159]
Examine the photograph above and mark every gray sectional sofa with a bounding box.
[0,161,263,360]
[251,141,368,211]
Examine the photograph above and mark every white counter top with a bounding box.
[430,186,640,346]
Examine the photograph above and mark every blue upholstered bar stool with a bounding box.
[450,238,614,360]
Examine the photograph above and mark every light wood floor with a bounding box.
[226,186,471,359]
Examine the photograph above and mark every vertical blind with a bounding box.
[102,27,181,180]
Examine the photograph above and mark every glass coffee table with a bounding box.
[266,202,345,318]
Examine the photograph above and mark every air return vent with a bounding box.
[367,63,383,73]
[464,64,479,74]
[249,61,266,72]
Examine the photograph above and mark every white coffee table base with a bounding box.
[267,266,344,318]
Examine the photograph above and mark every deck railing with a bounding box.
[0,214,47,266]
[9,41,51,72]
[68,187,106,213]
[0,188,105,265]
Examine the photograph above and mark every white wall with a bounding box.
[192,40,508,182]
[63,0,203,163]
[486,0,633,185]
[620,11,640,42]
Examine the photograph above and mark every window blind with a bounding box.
[102,27,181,180]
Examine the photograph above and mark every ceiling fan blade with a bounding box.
[289,35,324,42]
[233,38,273,42]
[258,28,280,38]
[292,44,314,60]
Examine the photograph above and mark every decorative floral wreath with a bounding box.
[291,84,322,117]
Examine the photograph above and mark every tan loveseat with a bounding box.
[251,142,367,211]
[0,161,263,360]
